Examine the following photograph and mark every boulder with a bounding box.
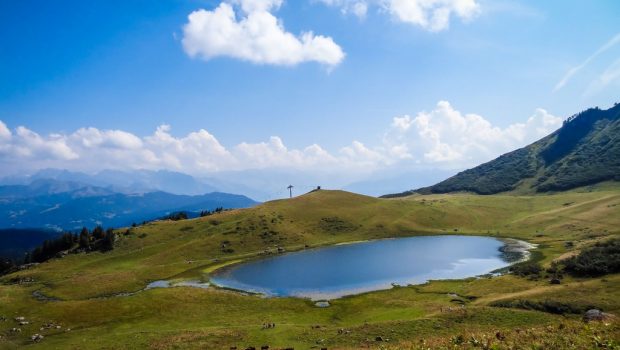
[583,309,615,322]
[31,334,44,343]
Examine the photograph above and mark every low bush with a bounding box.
[490,299,591,315]
[562,238,620,277]
[509,262,542,278]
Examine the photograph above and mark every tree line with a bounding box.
[25,226,116,264]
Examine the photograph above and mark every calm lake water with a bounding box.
[210,235,530,300]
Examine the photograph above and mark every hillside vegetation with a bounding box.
[386,103,620,197]
[0,188,619,348]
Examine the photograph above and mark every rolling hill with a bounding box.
[0,188,619,348]
[384,103,620,197]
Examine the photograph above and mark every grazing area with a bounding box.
[1,186,619,348]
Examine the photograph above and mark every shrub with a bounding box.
[509,262,542,278]
[490,299,590,315]
[562,238,620,277]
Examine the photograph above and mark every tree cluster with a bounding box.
[166,212,189,221]
[26,226,116,264]
[200,207,224,217]
[0,257,15,276]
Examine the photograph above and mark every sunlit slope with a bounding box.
[8,188,619,301]
[386,104,620,196]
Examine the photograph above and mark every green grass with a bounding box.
[1,188,619,348]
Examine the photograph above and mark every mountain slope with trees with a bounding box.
[0,184,258,230]
[384,103,620,197]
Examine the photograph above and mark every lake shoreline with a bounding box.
[207,235,536,300]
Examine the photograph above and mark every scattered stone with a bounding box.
[375,336,384,342]
[14,316,25,322]
[31,334,44,343]
[19,321,29,325]
[10,328,21,333]
[495,331,505,341]
[40,322,61,330]
[261,322,276,329]
[18,263,39,270]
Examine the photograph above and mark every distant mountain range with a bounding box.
[385,103,620,197]
[0,169,218,196]
[0,178,258,230]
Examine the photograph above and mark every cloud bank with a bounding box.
[182,0,345,67]
[0,102,562,177]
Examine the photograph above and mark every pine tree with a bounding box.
[92,226,104,240]
[79,227,90,250]
[101,229,115,251]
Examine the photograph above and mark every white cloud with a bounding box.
[72,127,143,149]
[0,120,11,140]
[182,1,345,67]
[0,102,562,176]
[232,0,283,13]
[384,101,562,165]
[319,0,369,18]
[554,32,620,92]
[319,0,479,31]
[11,127,78,160]
[382,0,479,31]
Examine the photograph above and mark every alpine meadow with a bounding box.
[0,1,619,349]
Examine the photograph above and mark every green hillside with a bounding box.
[1,188,619,348]
[385,103,620,197]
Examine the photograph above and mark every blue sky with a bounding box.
[0,0,619,192]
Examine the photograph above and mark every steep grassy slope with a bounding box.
[0,189,619,348]
[386,104,620,197]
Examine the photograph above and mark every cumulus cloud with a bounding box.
[182,1,345,67]
[6,127,78,160]
[319,0,479,31]
[0,102,563,176]
[383,101,563,165]
[72,127,143,150]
